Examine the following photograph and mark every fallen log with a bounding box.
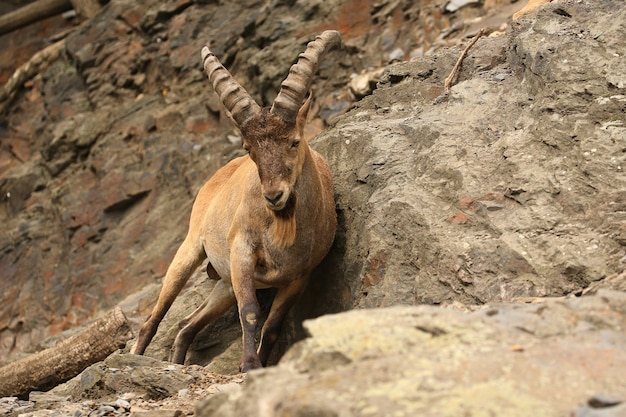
[0,307,134,399]
[0,0,101,37]
[0,0,71,37]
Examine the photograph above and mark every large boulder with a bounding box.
[308,0,625,318]
[197,290,626,417]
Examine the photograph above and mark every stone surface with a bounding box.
[0,353,244,416]
[198,290,626,417]
[0,0,527,366]
[311,0,626,316]
[0,0,625,414]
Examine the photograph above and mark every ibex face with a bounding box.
[201,31,341,211]
[241,104,309,211]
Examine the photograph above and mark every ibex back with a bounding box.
[131,31,341,372]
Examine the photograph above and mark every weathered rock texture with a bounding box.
[0,0,624,394]
[312,0,626,314]
[0,353,245,416]
[197,290,626,417]
[0,0,625,414]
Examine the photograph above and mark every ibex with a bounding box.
[131,31,341,372]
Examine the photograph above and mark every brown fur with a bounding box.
[132,33,338,373]
[270,193,297,247]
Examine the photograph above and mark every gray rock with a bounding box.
[198,290,626,417]
[1,0,625,403]
[307,0,626,324]
[51,354,194,400]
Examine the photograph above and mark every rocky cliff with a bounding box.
[0,0,357,362]
[0,0,625,415]
[0,0,525,366]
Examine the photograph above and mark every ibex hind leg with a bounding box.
[170,278,236,364]
[131,238,206,355]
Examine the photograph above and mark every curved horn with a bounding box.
[271,30,343,123]
[201,46,261,127]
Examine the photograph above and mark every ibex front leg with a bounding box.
[230,235,262,372]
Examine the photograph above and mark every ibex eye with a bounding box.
[291,141,300,149]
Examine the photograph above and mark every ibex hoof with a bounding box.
[239,357,262,373]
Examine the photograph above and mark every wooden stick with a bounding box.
[0,307,133,399]
[0,38,65,115]
[0,0,71,37]
[444,29,485,93]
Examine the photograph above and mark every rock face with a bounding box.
[0,0,625,397]
[4,291,625,416]
[197,290,626,417]
[310,0,626,316]
[0,0,625,414]
[0,0,522,364]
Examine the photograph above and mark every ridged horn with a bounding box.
[270,30,343,123]
[201,46,261,127]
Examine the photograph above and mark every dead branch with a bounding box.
[0,307,133,399]
[0,0,71,37]
[444,29,485,93]
[0,38,65,115]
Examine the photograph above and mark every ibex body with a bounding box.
[131,31,341,372]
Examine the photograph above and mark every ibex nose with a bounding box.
[264,191,284,206]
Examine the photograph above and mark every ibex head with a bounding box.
[201,31,342,212]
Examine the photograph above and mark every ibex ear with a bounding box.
[296,90,313,137]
